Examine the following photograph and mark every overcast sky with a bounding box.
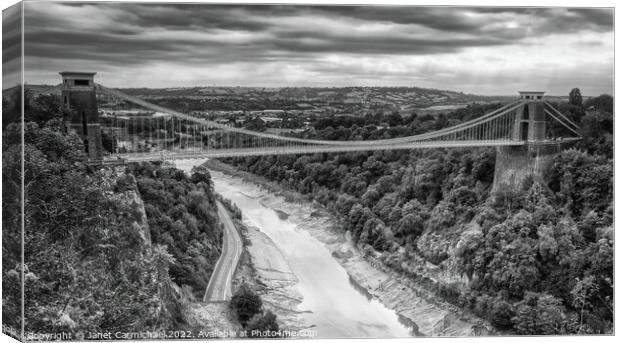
[10,2,615,95]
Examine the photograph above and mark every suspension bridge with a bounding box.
[58,72,581,164]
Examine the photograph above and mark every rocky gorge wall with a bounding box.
[492,144,559,192]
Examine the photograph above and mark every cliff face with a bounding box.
[112,188,152,245]
[106,169,190,329]
[103,168,152,245]
[492,145,558,192]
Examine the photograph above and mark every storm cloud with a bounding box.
[16,2,614,95]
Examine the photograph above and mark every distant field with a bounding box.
[413,104,470,114]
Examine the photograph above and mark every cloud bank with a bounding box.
[17,2,613,95]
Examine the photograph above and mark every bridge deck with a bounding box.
[105,139,531,162]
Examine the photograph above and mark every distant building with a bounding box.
[261,117,282,123]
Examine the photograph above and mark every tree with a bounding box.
[387,205,402,225]
[570,275,598,333]
[490,299,515,329]
[512,292,567,335]
[340,175,367,197]
[101,131,115,153]
[373,193,397,221]
[471,149,495,183]
[523,181,550,213]
[454,230,484,279]
[230,284,263,324]
[190,164,214,188]
[435,113,449,129]
[490,184,523,212]
[569,88,583,107]
[360,217,383,245]
[246,310,279,338]
[577,110,613,158]
[567,88,585,123]
[537,224,558,262]
[362,156,386,177]
[386,111,403,127]
[361,186,381,207]
[426,200,456,231]
[347,204,374,241]
[244,116,266,131]
[549,150,612,217]
[32,93,64,122]
[334,194,357,218]
[584,94,613,114]
[2,89,21,127]
[396,213,424,239]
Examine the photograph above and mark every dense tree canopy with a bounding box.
[126,162,222,296]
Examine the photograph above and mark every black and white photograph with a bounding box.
[1,0,615,341]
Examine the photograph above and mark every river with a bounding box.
[175,159,416,338]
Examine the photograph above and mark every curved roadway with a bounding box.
[203,201,242,302]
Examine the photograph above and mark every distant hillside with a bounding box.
[27,84,62,96]
[106,86,516,114]
[10,84,580,115]
[3,84,61,99]
[117,85,512,101]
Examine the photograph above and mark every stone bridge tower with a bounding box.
[513,91,547,142]
[492,91,560,192]
[60,71,103,161]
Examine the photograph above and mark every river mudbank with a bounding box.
[204,159,492,337]
[231,221,308,331]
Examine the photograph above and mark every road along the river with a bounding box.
[203,201,243,302]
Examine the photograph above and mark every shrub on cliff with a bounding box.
[114,173,137,192]
[247,310,280,338]
[437,282,461,304]
[490,299,515,329]
[230,284,263,324]
[511,292,567,335]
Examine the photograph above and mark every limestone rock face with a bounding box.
[105,170,152,245]
[492,144,558,192]
[112,189,152,245]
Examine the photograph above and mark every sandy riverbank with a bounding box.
[206,159,492,337]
